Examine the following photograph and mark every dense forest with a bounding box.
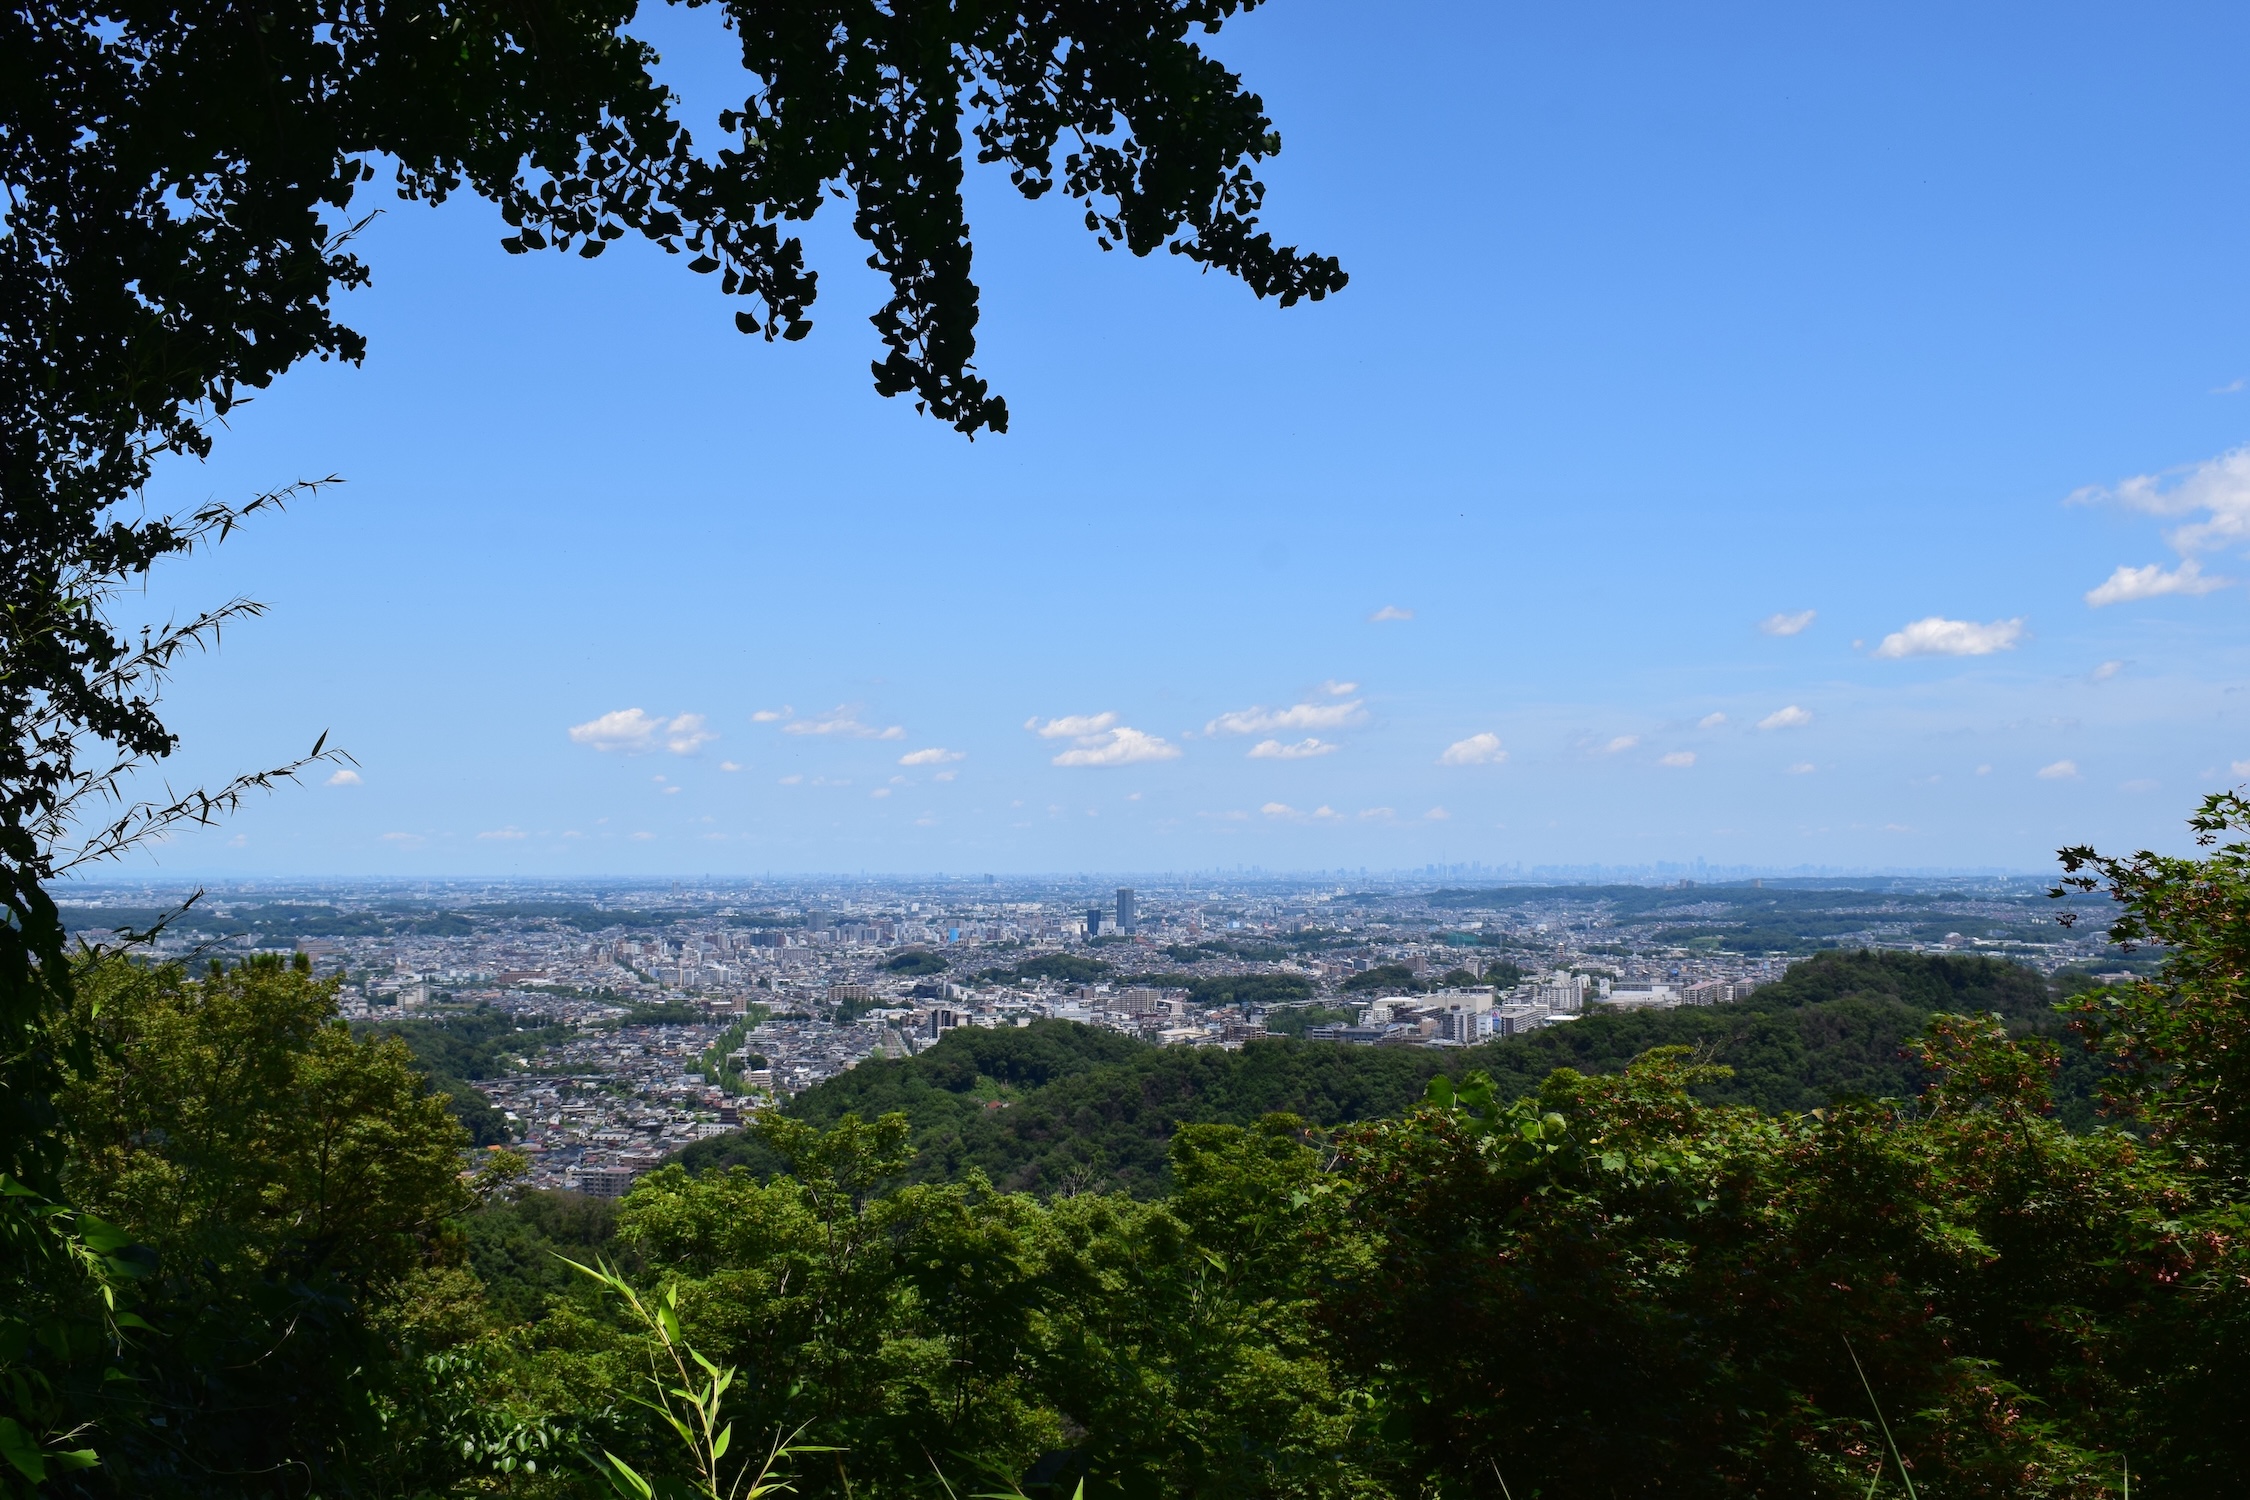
[676,948,2104,1195]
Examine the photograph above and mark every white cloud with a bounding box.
[325,768,362,787]
[1600,734,1639,754]
[1697,712,1727,729]
[1786,762,1816,775]
[478,827,528,840]
[899,747,966,765]
[933,770,957,782]
[379,832,424,847]
[1259,801,1339,823]
[1658,751,1696,767]
[1206,700,1366,736]
[2084,558,2230,607]
[2037,759,2080,780]
[566,708,714,755]
[1027,713,1178,767]
[719,760,743,772]
[870,787,891,799]
[1758,705,1812,730]
[662,713,717,754]
[2232,759,2250,778]
[1872,617,2024,659]
[1758,610,1816,637]
[2090,661,2124,682]
[784,707,903,739]
[1050,726,1181,767]
[1976,764,1992,775]
[1424,806,1451,821]
[751,706,792,722]
[629,831,656,841]
[2070,444,2250,554]
[1025,712,1117,740]
[1248,738,1339,760]
[1358,806,1396,821]
[569,707,661,752]
[1439,733,1508,766]
[1369,605,1414,622]
[1320,680,1359,696]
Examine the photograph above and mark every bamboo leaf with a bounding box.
[601,1451,656,1500]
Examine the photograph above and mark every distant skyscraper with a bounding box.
[1086,906,1102,937]
[1116,887,1136,934]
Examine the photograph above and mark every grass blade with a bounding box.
[1845,1336,1918,1500]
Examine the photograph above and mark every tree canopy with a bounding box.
[7,798,2250,1494]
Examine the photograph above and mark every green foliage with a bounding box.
[1260,1005,1359,1039]
[1182,973,1314,1009]
[1467,948,2110,1121]
[980,954,1113,986]
[1340,964,1423,995]
[624,1002,715,1026]
[680,952,2111,1201]
[0,1176,146,1496]
[463,1189,626,1327]
[700,1011,771,1096]
[562,1255,823,1500]
[2058,789,2250,1168]
[54,953,475,1494]
[32,802,2250,1496]
[681,1022,1456,1198]
[884,949,947,976]
[553,1111,1384,1500]
[1324,1037,2183,1494]
[1117,971,1313,1009]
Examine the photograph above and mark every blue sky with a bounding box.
[115,0,2250,877]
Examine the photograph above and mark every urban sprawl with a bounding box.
[59,874,2115,1198]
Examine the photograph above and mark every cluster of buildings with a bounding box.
[1305,969,1771,1046]
[54,870,2097,1197]
[464,1005,742,1194]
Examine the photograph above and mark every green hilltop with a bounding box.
[677,949,2108,1195]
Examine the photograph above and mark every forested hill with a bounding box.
[675,950,2103,1196]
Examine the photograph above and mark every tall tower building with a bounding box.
[1116,887,1137,934]
[1086,906,1102,938]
